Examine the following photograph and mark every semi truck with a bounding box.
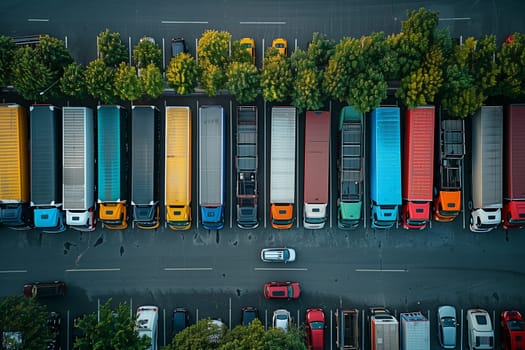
[503,104,525,228]
[467,308,494,349]
[470,106,503,232]
[270,106,296,229]
[165,106,192,230]
[369,307,399,350]
[235,106,258,229]
[0,104,29,227]
[500,310,525,350]
[63,107,96,231]
[337,106,364,230]
[303,110,330,229]
[198,105,225,230]
[370,107,401,229]
[335,308,359,349]
[400,312,430,350]
[30,105,65,233]
[131,105,160,229]
[402,106,435,230]
[97,105,128,230]
[433,113,465,222]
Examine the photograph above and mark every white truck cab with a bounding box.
[466,308,494,349]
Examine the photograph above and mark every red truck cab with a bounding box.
[501,310,525,350]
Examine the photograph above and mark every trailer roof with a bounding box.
[506,104,525,199]
[304,111,330,203]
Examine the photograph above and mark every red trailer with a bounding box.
[503,104,525,228]
[402,106,435,230]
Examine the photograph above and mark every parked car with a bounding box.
[136,306,159,350]
[209,319,226,343]
[273,309,291,333]
[240,37,255,64]
[500,310,525,350]
[172,308,189,336]
[23,281,65,298]
[263,281,301,299]
[171,37,187,57]
[47,312,61,350]
[260,247,296,263]
[306,308,325,350]
[272,38,288,55]
[437,305,457,349]
[241,307,259,326]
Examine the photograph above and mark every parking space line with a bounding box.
[27,18,49,22]
[439,17,471,21]
[161,20,208,24]
[65,268,120,272]
[254,267,308,271]
[0,269,27,273]
[239,21,286,25]
[163,267,213,271]
[355,268,407,272]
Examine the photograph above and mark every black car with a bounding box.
[241,307,259,326]
[171,38,187,57]
[172,308,190,336]
[47,312,61,350]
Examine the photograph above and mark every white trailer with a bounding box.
[400,312,430,350]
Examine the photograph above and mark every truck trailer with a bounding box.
[0,104,29,227]
[369,307,399,350]
[337,106,364,229]
[198,105,225,230]
[370,107,401,229]
[165,106,192,230]
[402,106,435,230]
[503,104,525,228]
[131,105,160,229]
[236,106,258,229]
[470,106,503,232]
[433,114,465,222]
[97,105,128,229]
[270,106,296,229]
[63,107,96,231]
[335,308,359,349]
[400,312,430,350]
[30,105,65,233]
[303,110,330,229]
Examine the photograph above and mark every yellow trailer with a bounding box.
[0,104,29,227]
[165,106,192,230]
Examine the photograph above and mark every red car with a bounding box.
[263,282,301,299]
[306,308,325,350]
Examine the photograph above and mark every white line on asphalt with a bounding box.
[254,267,308,271]
[355,268,407,272]
[0,270,27,273]
[239,21,286,25]
[65,268,120,272]
[161,20,208,24]
[27,18,49,22]
[439,17,471,21]
[163,267,213,271]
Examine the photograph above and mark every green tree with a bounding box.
[200,62,225,96]
[114,62,143,101]
[133,37,162,71]
[166,52,199,95]
[218,319,265,350]
[36,35,73,75]
[0,35,16,87]
[498,32,525,99]
[231,40,252,64]
[260,48,292,102]
[85,59,117,103]
[262,327,306,350]
[12,46,55,101]
[0,295,51,350]
[306,32,335,68]
[98,29,128,67]
[165,319,225,350]
[74,299,149,350]
[226,61,259,103]
[198,30,231,69]
[140,63,164,99]
[60,62,88,99]
[291,49,324,112]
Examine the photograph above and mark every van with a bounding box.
[23,281,65,298]
[260,247,296,263]
[136,305,159,350]
[172,308,189,336]
[466,309,494,349]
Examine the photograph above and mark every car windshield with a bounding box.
[442,317,456,327]
[283,250,290,260]
[275,43,284,48]
[287,286,293,297]
[241,43,252,49]
[276,314,288,320]
[310,321,324,330]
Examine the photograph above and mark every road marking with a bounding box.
[65,268,120,272]
[27,18,49,22]
[439,17,471,21]
[254,267,308,271]
[164,267,213,271]
[161,20,208,24]
[355,268,408,272]
[240,21,286,25]
[0,270,27,274]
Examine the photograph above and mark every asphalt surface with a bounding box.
[2,1,525,349]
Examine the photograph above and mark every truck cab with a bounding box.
[500,310,525,350]
[369,307,399,350]
[467,309,494,349]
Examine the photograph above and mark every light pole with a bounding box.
[39,79,60,96]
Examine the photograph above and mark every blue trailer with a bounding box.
[370,107,401,229]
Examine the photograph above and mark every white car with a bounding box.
[273,309,291,333]
[437,305,457,349]
[136,305,159,350]
[208,319,226,343]
[260,248,296,263]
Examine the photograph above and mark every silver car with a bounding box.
[438,305,457,349]
[260,247,296,263]
[273,309,291,333]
